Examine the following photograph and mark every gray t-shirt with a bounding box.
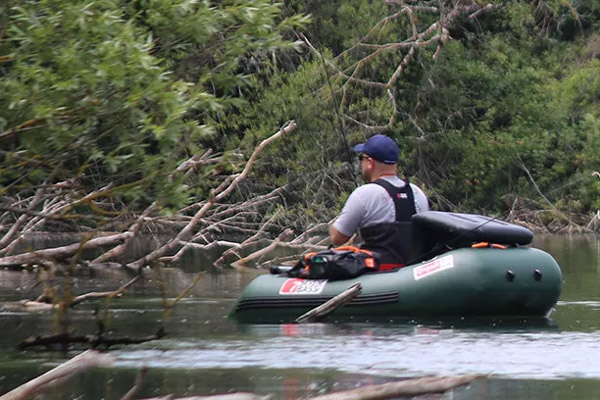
[333,176,429,237]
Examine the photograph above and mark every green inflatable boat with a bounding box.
[230,212,562,323]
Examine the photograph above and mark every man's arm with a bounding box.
[330,186,367,245]
[330,225,351,245]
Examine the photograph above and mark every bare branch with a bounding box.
[0,184,47,251]
[309,374,486,400]
[308,1,491,131]
[516,156,592,232]
[230,228,294,269]
[127,121,296,270]
[70,273,142,306]
[0,232,133,267]
[0,350,114,400]
[296,283,361,323]
[91,204,157,263]
[121,367,147,400]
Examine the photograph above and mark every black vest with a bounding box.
[358,178,417,265]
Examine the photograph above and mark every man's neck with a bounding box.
[370,172,397,182]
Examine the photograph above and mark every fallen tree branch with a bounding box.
[139,394,272,400]
[230,228,294,269]
[70,272,142,306]
[0,232,133,267]
[309,374,486,400]
[91,204,157,264]
[296,282,361,323]
[0,350,114,400]
[587,210,600,231]
[16,328,166,350]
[516,156,592,233]
[1,300,55,312]
[137,374,485,400]
[1,268,142,312]
[127,121,296,270]
[121,367,147,400]
[0,183,47,251]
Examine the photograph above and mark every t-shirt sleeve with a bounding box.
[410,183,430,213]
[332,188,367,237]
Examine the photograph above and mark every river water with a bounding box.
[0,235,598,399]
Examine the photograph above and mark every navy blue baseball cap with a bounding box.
[353,134,398,164]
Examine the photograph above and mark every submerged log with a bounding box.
[0,350,114,400]
[17,328,166,350]
[1,300,55,312]
[139,394,272,400]
[1,270,142,312]
[138,374,485,400]
[121,367,147,400]
[309,374,486,400]
[296,282,361,323]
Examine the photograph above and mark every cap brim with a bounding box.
[352,143,366,153]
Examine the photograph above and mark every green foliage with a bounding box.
[221,0,600,230]
[3,0,600,234]
[0,0,306,220]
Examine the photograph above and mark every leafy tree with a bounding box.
[0,0,306,224]
[222,0,600,231]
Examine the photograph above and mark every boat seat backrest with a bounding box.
[409,211,533,262]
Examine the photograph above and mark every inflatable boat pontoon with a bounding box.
[230,212,562,323]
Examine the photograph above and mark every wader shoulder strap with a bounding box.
[371,178,416,222]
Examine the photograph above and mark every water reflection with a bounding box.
[0,234,598,399]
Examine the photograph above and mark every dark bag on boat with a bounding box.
[284,246,380,281]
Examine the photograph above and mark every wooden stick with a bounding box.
[70,273,141,306]
[0,350,114,400]
[139,394,271,400]
[121,366,147,400]
[309,374,486,400]
[296,283,361,323]
[0,232,133,267]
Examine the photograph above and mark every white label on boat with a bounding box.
[413,255,454,281]
[279,278,328,295]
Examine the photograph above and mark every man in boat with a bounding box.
[330,134,429,269]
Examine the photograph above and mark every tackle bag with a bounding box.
[283,246,380,281]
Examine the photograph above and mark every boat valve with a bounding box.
[533,269,543,281]
[505,269,515,282]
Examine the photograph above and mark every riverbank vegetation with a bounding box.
[1,0,600,275]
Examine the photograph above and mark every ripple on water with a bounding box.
[113,327,600,380]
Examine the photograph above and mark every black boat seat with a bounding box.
[409,211,533,263]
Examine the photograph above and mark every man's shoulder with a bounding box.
[354,182,388,195]
[346,183,388,203]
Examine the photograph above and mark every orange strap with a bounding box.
[334,245,377,257]
[334,245,361,252]
[472,242,508,249]
[303,251,318,262]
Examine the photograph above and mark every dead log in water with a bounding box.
[137,374,485,400]
[17,328,166,350]
[0,350,114,400]
[295,282,361,323]
[1,270,142,312]
[138,394,272,400]
[308,374,486,400]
